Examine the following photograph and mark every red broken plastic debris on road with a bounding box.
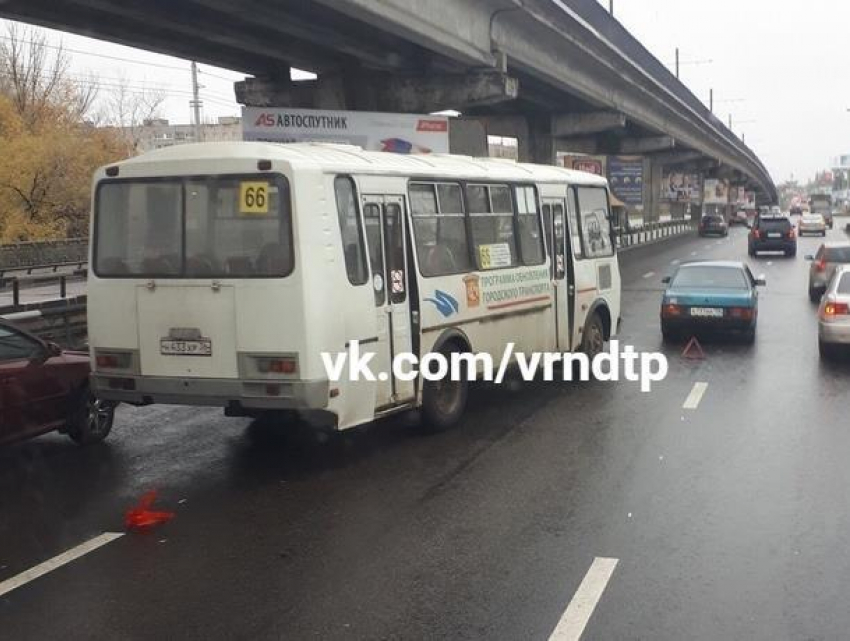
[125,490,175,531]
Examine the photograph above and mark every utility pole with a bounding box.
[609,0,613,15]
[675,48,679,78]
[709,88,713,113]
[190,61,203,143]
[728,113,732,129]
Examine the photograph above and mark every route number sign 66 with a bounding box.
[240,181,269,215]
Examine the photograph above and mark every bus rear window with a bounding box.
[94,175,293,278]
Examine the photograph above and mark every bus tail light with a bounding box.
[662,304,683,318]
[95,351,132,370]
[256,357,298,375]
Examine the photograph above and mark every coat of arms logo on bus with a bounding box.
[463,274,481,308]
[425,290,459,318]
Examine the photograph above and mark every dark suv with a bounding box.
[748,215,796,257]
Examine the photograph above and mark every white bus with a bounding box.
[88,142,621,431]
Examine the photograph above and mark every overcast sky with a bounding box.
[3,2,848,183]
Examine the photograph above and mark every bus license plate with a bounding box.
[160,339,212,356]
[690,307,723,318]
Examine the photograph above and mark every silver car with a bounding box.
[806,242,850,302]
[798,213,826,236]
[818,266,850,359]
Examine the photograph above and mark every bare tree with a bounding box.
[0,23,97,124]
[100,75,166,152]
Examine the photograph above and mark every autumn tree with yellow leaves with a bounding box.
[0,24,131,242]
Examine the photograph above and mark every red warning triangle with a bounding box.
[682,336,705,360]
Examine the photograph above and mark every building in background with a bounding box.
[131,116,242,153]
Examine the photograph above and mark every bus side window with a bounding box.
[334,176,369,286]
[468,184,519,270]
[576,186,615,258]
[410,182,472,277]
[515,185,545,266]
[363,203,385,306]
[567,188,584,260]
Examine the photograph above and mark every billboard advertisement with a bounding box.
[563,155,606,176]
[703,178,729,205]
[661,171,702,203]
[607,156,644,209]
[242,107,450,154]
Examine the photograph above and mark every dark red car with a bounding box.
[0,320,114,446]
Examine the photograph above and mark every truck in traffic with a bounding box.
[809,193,833,229]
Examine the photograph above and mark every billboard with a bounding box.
[562,154,606,176]
[703,179,729,205]
[661,171,701,203]
[607,156,644,209]
[242,107,450,153]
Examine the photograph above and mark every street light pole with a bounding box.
[675,48,679,78]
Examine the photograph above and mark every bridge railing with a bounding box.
[0,237,88,276]
[615,217,697,250]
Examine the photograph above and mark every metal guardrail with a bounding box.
[615,218,697,250]
[0,237,87,274]
[0,270,86,308]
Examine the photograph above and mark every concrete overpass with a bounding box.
[0,0,777,207]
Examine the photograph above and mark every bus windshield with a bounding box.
[94,174,293,278]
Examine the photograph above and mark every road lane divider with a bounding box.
[0,532,124,598]
[642,271,655,279]
[549,557,619,641]
[683,382,708,410]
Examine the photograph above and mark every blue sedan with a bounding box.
[660,261,766,343]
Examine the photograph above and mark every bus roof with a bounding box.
[105,141,610,186]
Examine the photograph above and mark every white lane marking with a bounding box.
[766,261,773,266]
[549,557,619,641]
[683,382,708,410]
[0,532,124,598]
[671,259,680,265]
[642,271,655,279]
[690,251,697,256]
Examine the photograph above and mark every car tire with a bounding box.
[748,247,756,257]
[420,342,468,432]
[67,389,115,445]
[819,339,835,361]
[809,287,821,303]
[581,312,606,359]
[743,327,756,344]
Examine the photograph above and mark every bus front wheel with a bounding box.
[421,343,468,432]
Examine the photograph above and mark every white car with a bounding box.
[818,266,850,359]
[798,213,827,237]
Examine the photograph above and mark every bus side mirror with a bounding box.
[661,276,671,284]
[755,276,767,287]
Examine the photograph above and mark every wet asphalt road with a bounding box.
[2,222,850,640]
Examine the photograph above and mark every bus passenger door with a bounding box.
[543,199,572,351]
[362,196,415,409]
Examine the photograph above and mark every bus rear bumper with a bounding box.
[91,374,330,410]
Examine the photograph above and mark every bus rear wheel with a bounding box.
[581,312,606,359]
[421,343,468,432]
